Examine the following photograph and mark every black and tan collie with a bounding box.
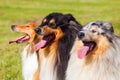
[9,22,42,80]
[34,12,82,80]
[66,21,120,80]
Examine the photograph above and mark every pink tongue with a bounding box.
[18,35,30,43]
[9,35,26,44]
[34,40,47,51]
[77,46,89,59]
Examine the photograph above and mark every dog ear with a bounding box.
[64,14,76,22]
[103,22,114,33]
[57,14,76,26]
[101,22,114,42]
[64,14,82,30]
[65,14,82,26]
[94,21,114,33]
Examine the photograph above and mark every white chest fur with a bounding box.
[40,53,57,80]
[22,45,38,80]
[66,41,120,80]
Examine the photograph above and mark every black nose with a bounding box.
[78,31,85,39]
[11,25,16,31]
[35,27,41,34]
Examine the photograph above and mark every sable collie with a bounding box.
[66,21,120,80]
[34,13,82,80]
[9,22,41,80]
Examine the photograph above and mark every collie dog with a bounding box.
[66,21,120,80]
[34,13,82,80]
[9,22,41,80]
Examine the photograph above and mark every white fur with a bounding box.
[40,52,57,80]
[22,44,38,80]
[66,38,120,80]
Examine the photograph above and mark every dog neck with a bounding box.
[26,35,40,54]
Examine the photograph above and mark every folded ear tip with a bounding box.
[64,14,74,19]
[103,22,114,33]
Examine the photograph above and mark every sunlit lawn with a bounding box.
[0,0,120,80]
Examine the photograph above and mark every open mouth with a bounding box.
[34,34,55,51]
[9,34,30,44]
[78,41,96,59]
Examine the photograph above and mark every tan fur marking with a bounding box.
[26,43,35,54]
[38,26,64,64]
[91,25,98,31]
[54,27,64,41]
[33,69,40,80]
[43,19,47,23]
[49,19,55,24]
[41,26,63,39]
[85,35,111,64]
[39,45,57,68]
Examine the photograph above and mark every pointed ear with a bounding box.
[64,14,82,30]
[103,22,114,33]
[64,14,76,21]
[93,21,114,33]
[97,21,114,42]
[64,14,81,25]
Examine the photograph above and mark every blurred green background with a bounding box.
[0,0,120,80]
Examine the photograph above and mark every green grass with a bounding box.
[0,0,120,80]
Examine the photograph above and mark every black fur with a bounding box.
[37,12,82,80]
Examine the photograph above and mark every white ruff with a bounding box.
[66,38,120,80]
[40,52,57,80]
[22,45,38,80]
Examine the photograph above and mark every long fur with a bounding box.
[35,12,82,80]
[22,44,39,80]
[10,22,40,80]
[66,21,120,80]
[56,23,79,80]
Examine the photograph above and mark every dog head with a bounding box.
[77,21,114,59]
[34,12,82,51]
[9,22,40,44]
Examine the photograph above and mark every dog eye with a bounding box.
[49,23,56,28]
[101,32,105,35]
[91,30,97,33]
[26,26,29,27]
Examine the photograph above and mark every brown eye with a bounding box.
[91,30,97,33]
[49,23,56,28]
[101,32,105,35]
[26,26,29,27]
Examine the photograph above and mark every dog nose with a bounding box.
[11,25,16,31]
[35,27,41,34]
[78,31,85,39]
